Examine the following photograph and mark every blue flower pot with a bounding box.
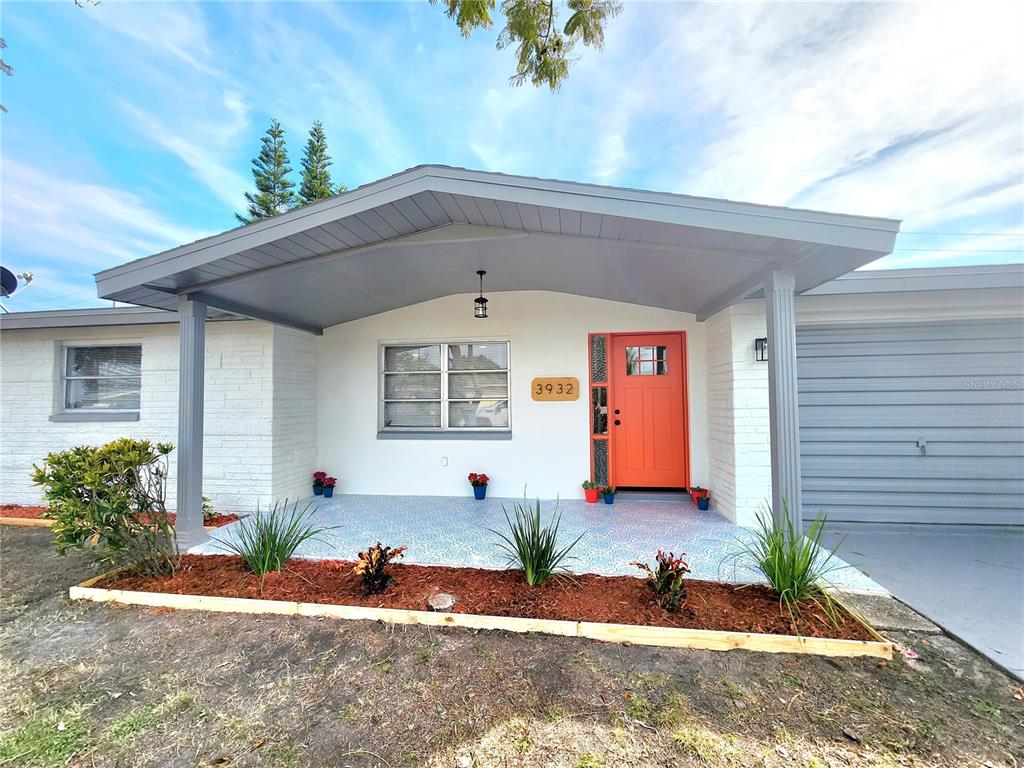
[473,485,487,500]
[313,486,324,496]
[604,493,615,505]
[697,496,710,511]
[323,487,334,498]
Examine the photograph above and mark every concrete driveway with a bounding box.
[822,522,1024,679]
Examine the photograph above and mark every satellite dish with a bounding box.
[0,267,17,298]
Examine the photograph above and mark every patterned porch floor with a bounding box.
[193,494,883,592]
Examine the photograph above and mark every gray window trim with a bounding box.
[376,430,512,441]
[49,411,141,423]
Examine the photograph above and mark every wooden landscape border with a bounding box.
[0,516,54,528]
[0,517,224,532]
[70,573,893,660]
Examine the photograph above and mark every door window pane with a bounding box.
[625,345,668,376]
[449,400,509,428]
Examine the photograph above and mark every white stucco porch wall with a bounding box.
[317,291,709,500]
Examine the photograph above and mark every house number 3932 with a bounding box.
[531,377,579,401]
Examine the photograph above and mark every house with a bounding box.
[2,166,1021,547]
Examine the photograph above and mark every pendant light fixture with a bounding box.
[474,269,488,318]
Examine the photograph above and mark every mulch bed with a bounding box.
[0,504,48,519]
[0,505,238,528]
[104,555,873,641]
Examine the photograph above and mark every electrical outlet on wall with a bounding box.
[441,456,448,467]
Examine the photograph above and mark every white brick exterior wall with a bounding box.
[705,302,771,527]
[0,319,315,514]
[271,326,319,502]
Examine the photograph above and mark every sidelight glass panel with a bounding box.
[591,386,608,435]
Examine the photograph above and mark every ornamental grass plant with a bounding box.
[735,502,844,622]
[214,499,329,590]
[491,497,583,586]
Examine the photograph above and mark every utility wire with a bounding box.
[891,248,1024,253]
[900,231,1024,236]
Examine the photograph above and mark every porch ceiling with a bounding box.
[95,165,901,333]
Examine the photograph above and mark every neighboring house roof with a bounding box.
[805,264,1024,295]
[0,306,240,331]
[92,165,901,333]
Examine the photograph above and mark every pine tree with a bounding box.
[236,119,295,224]
[298,120,338,205]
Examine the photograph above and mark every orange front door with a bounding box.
[610,333,689,488]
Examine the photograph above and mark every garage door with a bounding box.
[797,319,1024,525]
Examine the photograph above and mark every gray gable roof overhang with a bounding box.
[94,165,901,334]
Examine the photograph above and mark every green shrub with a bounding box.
[491,498,583,585]
[632,550,691,612]
[31,438,177,576]
[213,499,326,589]
[736,502,842,615]
[201,495,217,524]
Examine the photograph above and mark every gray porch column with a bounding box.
[765,270,802,533]
[176,295,207,548]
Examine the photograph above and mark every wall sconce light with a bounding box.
[754,337,768,362]
[474,270,488,319]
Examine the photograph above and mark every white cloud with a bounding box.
[238,8,416,176]
[87,0,218,76]
[649,1,1024,229]
[1,160,209,272]
[120,93,251,211]
[468,87,540,172]
[592,132,626,181]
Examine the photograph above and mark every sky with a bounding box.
[1,0,1022,312]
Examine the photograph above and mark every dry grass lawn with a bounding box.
[1,526,1021,767]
